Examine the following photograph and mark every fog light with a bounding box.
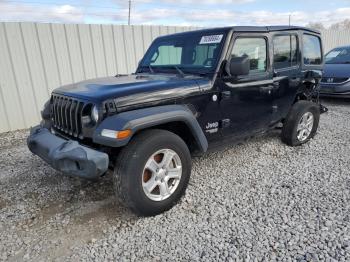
[101,129,131,139]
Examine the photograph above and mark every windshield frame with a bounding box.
[136,30,229,77]
[325,46,350,65]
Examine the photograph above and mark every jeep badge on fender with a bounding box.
[27,26,326,216]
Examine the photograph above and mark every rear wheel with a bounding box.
[113,129,191,216]
[281,101,320,146]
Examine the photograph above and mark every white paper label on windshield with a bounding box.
[199,34,223,44]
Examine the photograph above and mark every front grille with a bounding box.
[51,95,85,138]
[321,77,349,84]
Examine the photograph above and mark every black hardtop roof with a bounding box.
[158,25,320,39]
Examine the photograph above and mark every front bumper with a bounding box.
[27,126,109,179]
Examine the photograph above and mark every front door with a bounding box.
[219,34,274,138]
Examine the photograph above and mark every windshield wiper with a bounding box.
[148,65,155,73]
[172,65,185,78]
[143,65,186,77]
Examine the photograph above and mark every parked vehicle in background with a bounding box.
[320,45,350,98]
[28,26,326,216]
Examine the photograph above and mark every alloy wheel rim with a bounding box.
[297,112,314,142]
[142,149,182,201]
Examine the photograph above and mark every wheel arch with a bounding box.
[93,105,208,154]
[133,121,202,155]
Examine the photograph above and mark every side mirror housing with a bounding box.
[229,56,250,76]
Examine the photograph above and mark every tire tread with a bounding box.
[113,129,191,216]
[281,100,320,146]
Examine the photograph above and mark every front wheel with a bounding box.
[281,100,320,146]
[113,129,191,216]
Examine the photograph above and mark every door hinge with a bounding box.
[221,119,231,128]
[272,105,278,113]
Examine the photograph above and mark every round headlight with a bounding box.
[91,105,99,123]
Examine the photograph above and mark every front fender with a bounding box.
[93,105,208,153]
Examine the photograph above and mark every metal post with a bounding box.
[128,0,131,25]
[289,14,291,26]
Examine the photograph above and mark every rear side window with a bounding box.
[273,35,298,69]
[303,34,322,65]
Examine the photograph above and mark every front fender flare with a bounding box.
[93,105,208,153]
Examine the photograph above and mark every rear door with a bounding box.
[219,33,274,138]
[271,32,302,123]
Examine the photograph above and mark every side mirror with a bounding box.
[229,56,250,76]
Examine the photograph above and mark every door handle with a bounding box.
[221,90,231,99]
[260,85,274,94]
[260,85,274,90]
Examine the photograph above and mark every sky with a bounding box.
[1,0,350,27]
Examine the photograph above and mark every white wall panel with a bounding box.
[0,23,25,131]
[36,23,61,93]
[123,25,137,73]
[5,22,39,127]
[78,24,97,79]
[21,22,50,112]
[50,23,73,86]
[112,25,128,75]
[141,26,153,53]
[64,24,85,82]
[90,24,108,78]
[133,26,145,66]
[0,22,348,133]
[101,25,118,76]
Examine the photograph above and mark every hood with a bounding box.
[323,64,350,78]
[53,74,206,106]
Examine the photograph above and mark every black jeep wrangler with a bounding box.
[28,26,325,216]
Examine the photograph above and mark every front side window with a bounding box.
[303,34,322,65]
[231,37,267,74]
[273,35,298,69]
[140,32,226,74]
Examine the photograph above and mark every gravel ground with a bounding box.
[1,99,350,261]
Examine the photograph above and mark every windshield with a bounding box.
[325,47,350,64]
[138,31,227,75]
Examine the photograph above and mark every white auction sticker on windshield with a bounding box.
[199,34,223,44]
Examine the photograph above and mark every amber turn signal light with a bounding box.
[101,129,132,139]
[116,129,131,139]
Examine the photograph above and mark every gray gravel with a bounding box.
[1,99,350,261]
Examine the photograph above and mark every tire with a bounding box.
[281,100,320,146]
[113,129,192,216]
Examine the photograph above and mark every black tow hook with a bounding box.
[320,104,328,114]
